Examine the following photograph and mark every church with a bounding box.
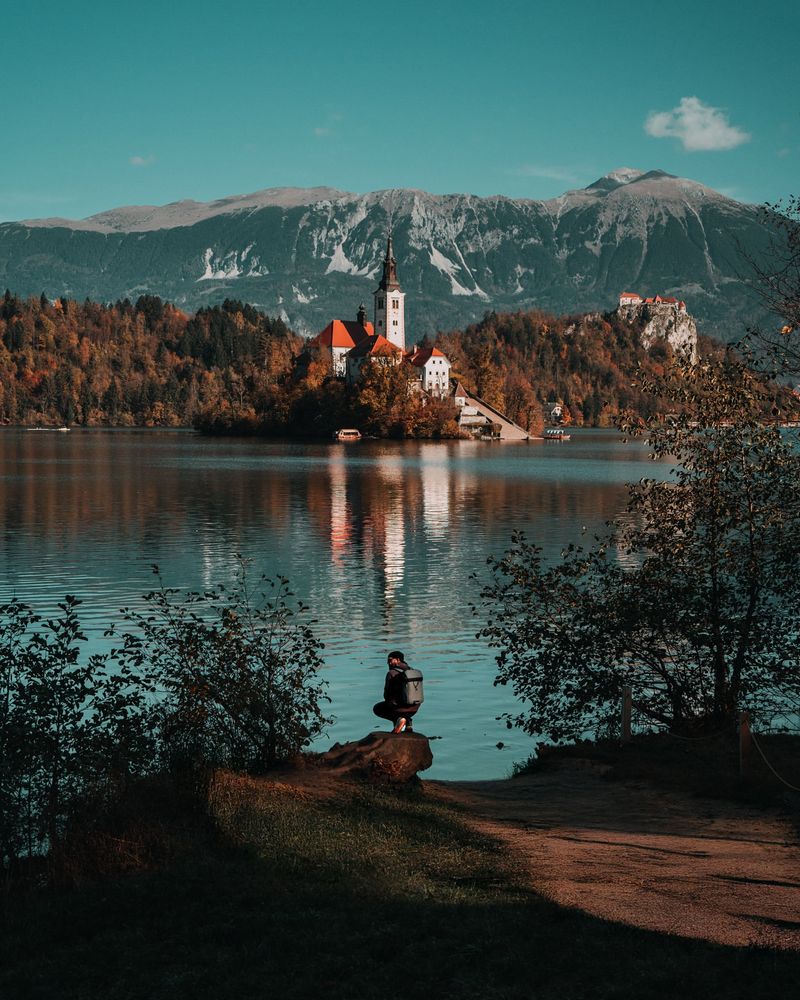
[307,234,453,398]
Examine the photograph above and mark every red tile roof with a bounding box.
[309,319,373,350]
[347,334,404,359]
[619,292,641,299]
[407,346,448,367]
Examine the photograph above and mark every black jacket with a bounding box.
[383,662,410,706]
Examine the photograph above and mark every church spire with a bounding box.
[373,227,406,351]
[378,233,400,292]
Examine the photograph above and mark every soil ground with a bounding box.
[430,755,800,951]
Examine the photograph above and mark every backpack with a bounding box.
[400,667,424,706]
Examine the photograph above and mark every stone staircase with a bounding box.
[459,390,530,441]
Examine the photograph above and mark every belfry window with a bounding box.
[392,299,399,310]
[378,298,384,309]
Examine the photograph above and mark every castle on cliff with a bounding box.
[618,292,686,311]
[617,291,698,362]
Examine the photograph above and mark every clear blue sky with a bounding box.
[2,0,798,221]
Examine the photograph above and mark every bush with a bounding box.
[0,597,152,876]
[476,358,800,741]
[109,561,331,774]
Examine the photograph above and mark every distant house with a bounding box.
[618,292,642,306]
[406,346,452,398]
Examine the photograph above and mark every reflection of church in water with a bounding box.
[309,446,470,630]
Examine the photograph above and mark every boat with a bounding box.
[333,428,362,441]
[544,428,571,441]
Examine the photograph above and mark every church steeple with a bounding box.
[378,234,400,292]
[373,229,406,351]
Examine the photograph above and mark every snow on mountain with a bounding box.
[0,171,776,341]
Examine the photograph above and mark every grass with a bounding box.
[1,769,799,1000]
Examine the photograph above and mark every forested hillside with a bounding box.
[0,292,299,427]
[435,309,721,430]
[0,291,760,436]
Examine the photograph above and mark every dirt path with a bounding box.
[430,760,800,951]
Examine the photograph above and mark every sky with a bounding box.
[2,0,798,222]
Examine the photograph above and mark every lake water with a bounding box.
[0,429,661,779]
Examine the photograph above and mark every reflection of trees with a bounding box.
[302,441,637,634]
[0,432,294,559]
[1,434,641,642]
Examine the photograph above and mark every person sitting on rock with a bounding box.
[373,650,420,734]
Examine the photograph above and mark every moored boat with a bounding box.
[544,428,571,441]
[333,428,362,441]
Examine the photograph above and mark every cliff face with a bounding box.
[617,302,699,361]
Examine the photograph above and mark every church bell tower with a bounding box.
[374,233,406,351]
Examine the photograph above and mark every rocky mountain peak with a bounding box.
[587,167,647,191]
[0,170,772,343]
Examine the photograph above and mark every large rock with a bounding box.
[319,731,433,784]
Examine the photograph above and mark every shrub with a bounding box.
[109,561,331,773]
[0,597,152,875]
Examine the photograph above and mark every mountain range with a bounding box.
[0,169,776,340]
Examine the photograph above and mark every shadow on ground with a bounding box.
[2,769,800,1000]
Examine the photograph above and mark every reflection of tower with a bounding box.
[373,234,406,351]
[419,444,451,539]
[383,494,405,606]
[328,458,350,568]
[373,454,405,615]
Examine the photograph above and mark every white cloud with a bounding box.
[506,164,579,182]
[129,154,156,167]
[644,97,750,152]
[313,111,343,139]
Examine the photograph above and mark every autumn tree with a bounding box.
[353,359,419,437]
[744,196,800,376]
[476,357,800,741]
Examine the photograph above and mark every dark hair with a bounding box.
[388,650,404,662]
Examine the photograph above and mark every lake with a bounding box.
[0,428,661,779]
